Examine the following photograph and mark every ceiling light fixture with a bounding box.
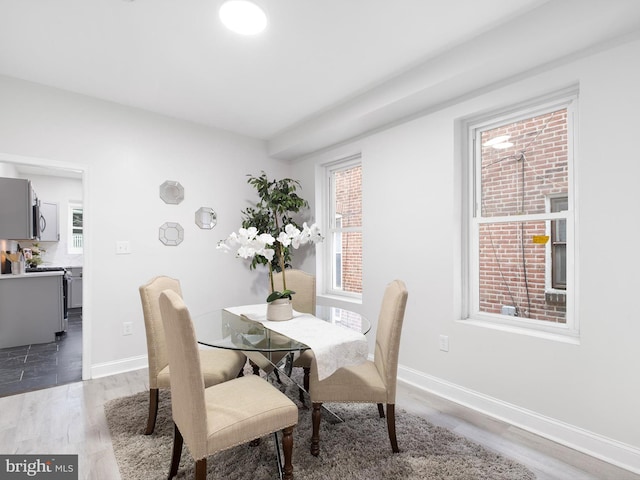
[219,0,267,35]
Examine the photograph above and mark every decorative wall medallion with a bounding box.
[159,180,185,204]
[159,222,184,246]
[195,207,217,229]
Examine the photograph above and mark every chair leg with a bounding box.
[195,458,207,480]
[145,388,160,435]
[168,423,183,479]
[310,402,322,456]
[386,404,399,453]
[303,367,310,392]
[281,426,294,480]
[377,403,385,418]
[250,360,260,375]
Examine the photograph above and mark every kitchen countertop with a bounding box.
[0,271,65,280]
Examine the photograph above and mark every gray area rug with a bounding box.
[105,374,536,480]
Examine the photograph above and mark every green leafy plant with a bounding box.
[218,172,322,302]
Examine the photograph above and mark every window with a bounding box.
[323,156,362,298]
[68,203,83,254]
[464,91,576,335]
[549,196,567,290]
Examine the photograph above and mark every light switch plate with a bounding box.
[439,335,449,352]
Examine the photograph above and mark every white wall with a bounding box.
[292,38,640,471]
[0,75,289,377]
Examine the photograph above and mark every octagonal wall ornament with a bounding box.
[159,180,185,204]
[159,222,184,246]
[195,207,217,229]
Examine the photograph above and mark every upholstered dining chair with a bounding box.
[309,279,408,456]
[159,289,299,480]
[139,275,246,435]
[247,270,316,399]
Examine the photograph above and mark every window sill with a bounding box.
[317,293,362,306]
[459,317,580,345]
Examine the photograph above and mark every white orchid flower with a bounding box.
[258,233,275,246]
[310,224,323,242]
[277,231,292,247]
[284,224,300,237]
[298,222,323,245]
[281,224,301,248]
[236,245,255,259]
[219,222,321,267]
[261,247,275,261]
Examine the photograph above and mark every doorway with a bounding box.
[0,154,89,396]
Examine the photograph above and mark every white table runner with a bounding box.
[224,304,369,380]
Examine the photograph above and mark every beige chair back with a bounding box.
[159,290,209,460]
[271,269,316,314]
[373,279,408,404]
[139,276,182,389]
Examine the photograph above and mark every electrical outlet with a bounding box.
[122,322,133,336]
[439,335,449,352]
[116,241,131,255]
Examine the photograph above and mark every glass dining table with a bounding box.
[194,304,370,352]
[193,304,370,479]
[193,304,370,404]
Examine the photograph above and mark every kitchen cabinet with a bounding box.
[39,201,59,242]
[67,266,83,308]
[0,177,38,240]
[0,272,64,349]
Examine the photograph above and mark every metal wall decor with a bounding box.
[159,222,184,246]
[195,207,217,229]
[159,180,185,204]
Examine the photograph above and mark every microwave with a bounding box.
[0,177,41,240]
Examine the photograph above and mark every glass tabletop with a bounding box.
[193,304,370,353]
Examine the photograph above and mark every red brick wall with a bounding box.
[335,165,362,293]
[478,109,568,322]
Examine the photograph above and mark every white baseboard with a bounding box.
[91,355,148,379]
[398,365,640,475]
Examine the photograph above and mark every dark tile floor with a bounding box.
[0,309,82,397]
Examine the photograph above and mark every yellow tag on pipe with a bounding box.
[532,235,550,244]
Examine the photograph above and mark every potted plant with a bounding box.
[25,243,46,268]
[218,172,322,319]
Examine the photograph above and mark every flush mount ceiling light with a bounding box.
[219,0,267,35]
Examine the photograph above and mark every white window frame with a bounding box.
[68,202,83,255]
[545,194,568,293]
[320,154,362,300]
[462,89,578,339]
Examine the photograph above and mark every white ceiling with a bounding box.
[1,0,640,159]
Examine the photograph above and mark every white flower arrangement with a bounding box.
[217,222,322,301]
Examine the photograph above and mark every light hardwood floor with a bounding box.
[0,368,637,480]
